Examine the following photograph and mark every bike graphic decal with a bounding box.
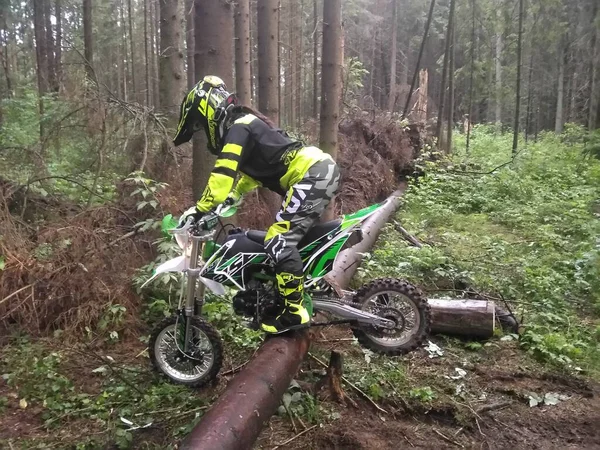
[202,239,267,290]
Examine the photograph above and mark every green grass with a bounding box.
[359,124,600,378]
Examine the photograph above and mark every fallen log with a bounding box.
[181,190,406,450]
[180,331,310,450]
[429,298,495,338]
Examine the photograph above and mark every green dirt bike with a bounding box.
[143,201,431,387]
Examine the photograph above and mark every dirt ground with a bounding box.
[255,335,600,450]
[0,331,598,449]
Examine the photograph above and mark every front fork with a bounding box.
[183,236,206,352]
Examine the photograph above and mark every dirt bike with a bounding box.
[143,200,431,387]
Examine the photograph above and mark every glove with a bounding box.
[178,206,204,228]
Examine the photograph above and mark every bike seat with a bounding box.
[245,219,342,248]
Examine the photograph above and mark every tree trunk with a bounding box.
[288,0,297,126]
[151,0,160,108]
[525,50,534,142]
[34,0,49,97]
[446,7,455,154]
[495,2,503,131]
[415,69,428,122]
[43,0,57,92]
[589,1,599,130]
[402,0,436,120]
[296,0,303,124]
[387,0,397,111]
[435,0,454,148]
[127,0,136,98]
[466,0,475,153]
[234,0,252,105]
[144,0,151,106]
[55,0,62,91]
[186,0,195,90]
[120,0,128,100]
[0,2,12,97]
[159,0,185,117]
[83,0,94,82]
[319,0,341,221]
[193,0,234,199]
[257,0,279,122]
[512,0,523,154]
[312,0,319,118]
[319,0,342,159]
[555,40,565,134]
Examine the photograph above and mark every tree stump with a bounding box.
[314,351,357,408]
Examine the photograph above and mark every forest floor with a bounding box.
[1,125,599,449]
[1,328,598,449]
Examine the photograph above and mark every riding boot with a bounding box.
[261,272,310,334]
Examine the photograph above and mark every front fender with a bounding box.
[141,255,227,295]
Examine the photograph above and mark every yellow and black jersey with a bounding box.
[196,114,331,212]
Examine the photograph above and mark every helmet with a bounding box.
[173,75,237,153]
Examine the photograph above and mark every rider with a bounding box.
[173,75,340,334]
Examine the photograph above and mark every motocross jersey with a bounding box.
[196,114,332,212]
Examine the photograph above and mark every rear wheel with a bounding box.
[351,278,431,355]
[149,315,223,387]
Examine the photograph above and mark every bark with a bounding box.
[402,0,436,119]
[120,0,128,100]
[319,0,342,159]
[186,0,195,90]
[387,0,397,111]
[446,9,455,154]
[296,0,303,123]
[288,0,297,126]
[589,1,599,130]
[33,0,49,95]
[144,0,150,105]
[435,0,454,148]
[414,69,428,122]
[555,41,565,134]
[0,3,12,96]
[312,0,319,118]
[234,0,252,105]
[83,0,94,82]
[127,0,136,97]
[257,0,279,122]
[159,0,185,118]
[495,1,503,130]
[512,0,524,154]
[151,0,160,108]
[43,0,57,92]
[55,0,62,90]
[525,50,534,142]
[193,0,234,199]
[466,0,475,153]
[428,299,495,339]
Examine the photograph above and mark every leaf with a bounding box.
[528,393,542,407]
[0,256,5,270]
[282,393,292,409]
[92,366,108,374]
[137,201,148,210]
[543,392,566,406]
[290,392,302,403]
[19,398,28,409]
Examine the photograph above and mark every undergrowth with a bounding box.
[358,124,600,377]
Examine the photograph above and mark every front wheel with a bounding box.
[351,278,431,356]
[149,315,223,387]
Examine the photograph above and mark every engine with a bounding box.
[232,289,282,319]
[232,291,258,317]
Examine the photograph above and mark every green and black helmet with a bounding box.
[173,75,237,154]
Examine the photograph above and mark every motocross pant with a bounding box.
[264,156,341,309]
